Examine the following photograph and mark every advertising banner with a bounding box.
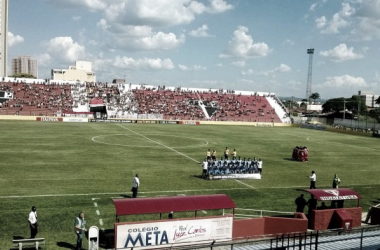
[115,216,233,249]
[210,173,261,180]
[62,117,88,123]
[36,117,63,122]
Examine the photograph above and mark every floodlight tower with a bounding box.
[306,48,314,102]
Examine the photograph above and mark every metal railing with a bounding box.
[164,225,380,250]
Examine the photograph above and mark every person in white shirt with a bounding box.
[28,206,38,238]
[202,159,208,178]
[131,174,140,198]
[257,159,263,175]
[309,171,316,189]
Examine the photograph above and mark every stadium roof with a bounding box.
[303,188,362,201]
[112,194,236,217]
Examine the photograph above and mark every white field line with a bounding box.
[0,188,254,199]
[99,219,104,226]
[117,124,200,163]
[235,180,256,189]
[94,202,98,207]
[96,210,100,215]
[0,185,321,199]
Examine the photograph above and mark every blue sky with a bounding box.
[7,0,380,99]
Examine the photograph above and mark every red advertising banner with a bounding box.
[36,117,63,122]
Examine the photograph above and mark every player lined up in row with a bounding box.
[202,156,263,178]
[205,147,244,161]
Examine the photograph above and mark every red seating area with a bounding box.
[0,81,73,116]
[132,89,281,122]
[0,82,282,122]
[132,89,205,120]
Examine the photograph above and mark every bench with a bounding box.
[12,238,45,250]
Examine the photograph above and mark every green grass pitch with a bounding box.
[0,120,379,249]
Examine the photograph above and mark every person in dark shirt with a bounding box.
[307,195,317,218]
[295,194,307,213]
[318,202,328,210]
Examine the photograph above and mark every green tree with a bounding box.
[322,97,345,113]
[375,96,380,105]
[322,96,367,114]
[10,73,36,79]
[309,92,320,103]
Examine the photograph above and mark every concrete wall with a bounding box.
[310,207,362,230]
[232,214,308,239]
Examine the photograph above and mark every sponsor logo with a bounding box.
[255,123,273,127]
[124,231,169,247]
[323,189,339,196]
[320,195,358,201]
[211,174,261,180]
[36,117,62,122]
[180,121,200,125]
[89,119,132,123]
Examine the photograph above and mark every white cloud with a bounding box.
[113,56,175,70]
[320,43,363,62]
[231,61,245,67]
[220,26,271,58]
[44,37,86,63]
[8,32,24,47]
[102,0,233,28]
[315,16,327,29]
[189,25,212,37]
[275,64,291,72]
[283,39,295,46]
[178,64,189,71]
[322,75,367,88]
[36,53,52,67]
[315,3,355,34]
[242,64,291,76]
[97,21,185,51]
[178,64,206,71]
[310,3,318,11]
[193,65,207,71]
[47,0,108,11]
[207,0,234,13]
[72,16,81,21]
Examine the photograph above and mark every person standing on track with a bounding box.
[74,212,87,250]
[28,206,38,238]
[131,174,140,198]
[309,171,316,189]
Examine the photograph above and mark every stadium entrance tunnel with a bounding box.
[302,188,363,230]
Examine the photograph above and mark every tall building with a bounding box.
[12,56,38,78]
[0,0,9,77]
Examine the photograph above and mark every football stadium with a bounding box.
[2,1,380,249]
[1,80,380,249]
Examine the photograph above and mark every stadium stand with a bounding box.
[0,78,291,123]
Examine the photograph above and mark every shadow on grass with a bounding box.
[12,236,24,240]
[99,229,114,249]
[120,194,132,198]
[191,175,206,179]
[283,157,294,161]
[57,241,75,249]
